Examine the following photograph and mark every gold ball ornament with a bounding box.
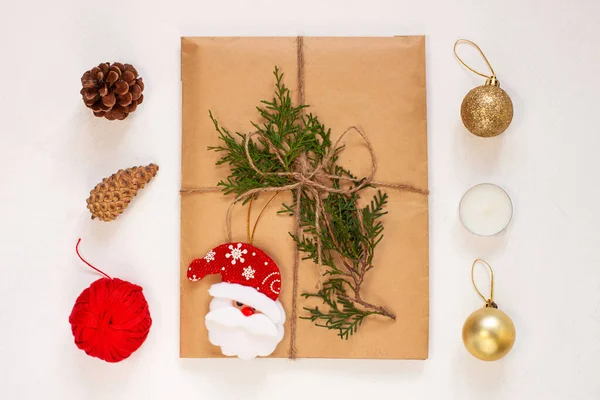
[462,259,516,361]
[454,39,514,137]
[462,303,516,361]
[460,78,514,138]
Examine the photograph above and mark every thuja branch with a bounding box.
[207,67,330,203]
[316,193,396,321]
[294,190,396,339]
[209,67,396,340]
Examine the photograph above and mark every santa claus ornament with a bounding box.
[187,242,285,360]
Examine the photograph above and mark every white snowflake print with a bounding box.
[204,250,216,262]
[242,266,256,281]
[225,243,247,265]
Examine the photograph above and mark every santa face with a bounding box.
[205,296,285,360]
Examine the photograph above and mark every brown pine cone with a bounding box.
[87,163,159,222]
[80,62,144,121]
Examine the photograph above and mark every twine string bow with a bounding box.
[225,126,380,263]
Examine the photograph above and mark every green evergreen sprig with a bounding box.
[209,67,395,339]
[208,67,331,203]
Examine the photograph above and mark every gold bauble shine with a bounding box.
[462,307,516,361]
[461,84,514,137]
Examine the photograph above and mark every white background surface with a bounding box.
[1,0,600,399]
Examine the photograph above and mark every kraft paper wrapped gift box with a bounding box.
[181,36,428,359]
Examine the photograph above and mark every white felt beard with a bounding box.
[205,297,285,360]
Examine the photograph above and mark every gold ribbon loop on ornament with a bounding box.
[471,259,498,309]
[454,39,497,80]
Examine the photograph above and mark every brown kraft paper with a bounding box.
[181,36,429,359]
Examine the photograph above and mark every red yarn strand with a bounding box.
[75,238,111,280]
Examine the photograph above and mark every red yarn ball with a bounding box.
[69,277,152,363]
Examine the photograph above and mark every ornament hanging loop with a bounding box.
[471,259,497,309]
[454,39,499,86]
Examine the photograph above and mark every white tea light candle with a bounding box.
[459,183,513,236]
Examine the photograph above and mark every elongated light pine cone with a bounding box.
[80,62,144,121]
[87,164,159,222]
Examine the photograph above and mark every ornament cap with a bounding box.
[485,76,500,87]
[485,300,498,309]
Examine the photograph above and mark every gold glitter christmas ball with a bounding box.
[460,78,513,138]
[462,306,516,361]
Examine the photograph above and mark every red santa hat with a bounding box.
[187,242,283,324]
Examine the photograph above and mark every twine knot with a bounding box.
[226,126,383,265]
